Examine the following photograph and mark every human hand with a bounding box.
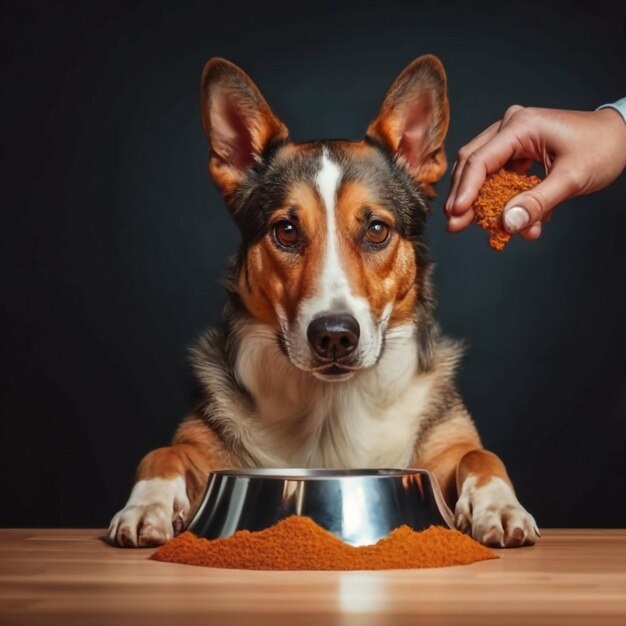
[445,106,626,240]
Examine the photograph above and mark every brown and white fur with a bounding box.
[108,55,539,549]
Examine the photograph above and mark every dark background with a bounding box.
[2,0,625,528]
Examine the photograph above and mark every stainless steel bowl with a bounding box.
[187,468,454,547]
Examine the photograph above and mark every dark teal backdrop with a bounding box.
[2,0,625,527]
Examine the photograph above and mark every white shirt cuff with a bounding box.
[596,97,626,124]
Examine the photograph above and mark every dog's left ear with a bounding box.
[201,58,289,198]
[366,55,450,196]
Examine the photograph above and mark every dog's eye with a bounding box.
[365,221,390,246]
[274,221,299,247]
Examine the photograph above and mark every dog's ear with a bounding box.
[201,58,288,197]
[366,55,450,196]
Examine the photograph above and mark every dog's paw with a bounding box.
[107,477,189,548]
[454,476,539,548]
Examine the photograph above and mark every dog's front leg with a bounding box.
[107,417,233,547]
[422,443,539,547]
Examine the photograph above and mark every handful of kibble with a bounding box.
[472,170,541,251]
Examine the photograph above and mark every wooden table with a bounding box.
[1,529,625,625]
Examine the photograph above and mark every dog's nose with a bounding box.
[307,314,360,360]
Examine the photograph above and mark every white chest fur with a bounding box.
[233,322,435,468]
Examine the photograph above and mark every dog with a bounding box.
[108,55,539,549]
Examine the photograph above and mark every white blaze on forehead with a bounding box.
[315,150,350,303]
[316,150,342,214]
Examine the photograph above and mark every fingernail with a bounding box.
[452,192,469,215]
[503,206,530,233]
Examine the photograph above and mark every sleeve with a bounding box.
[596,97,626,124]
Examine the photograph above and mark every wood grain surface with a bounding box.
[1,528,625,626]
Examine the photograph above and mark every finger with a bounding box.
[520,221,542,240]
[450,127,535,216]
[446,208,475,233]
[502,165,577,233]
[445,160,459,214]
[500,104,524,126]
[446,121,501,215]
[446,122,500,213]
[446,106,525,214]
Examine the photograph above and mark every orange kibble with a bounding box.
[472,170,542,251]
[150,515,497,571]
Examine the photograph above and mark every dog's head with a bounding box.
[201,56,449,382]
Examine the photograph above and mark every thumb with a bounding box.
[502,166,578,234]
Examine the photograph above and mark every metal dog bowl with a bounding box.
[187,468,454,547]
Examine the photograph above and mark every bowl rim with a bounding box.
[209,467,431,480]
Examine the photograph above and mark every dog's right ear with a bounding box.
[201,58,289,198]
